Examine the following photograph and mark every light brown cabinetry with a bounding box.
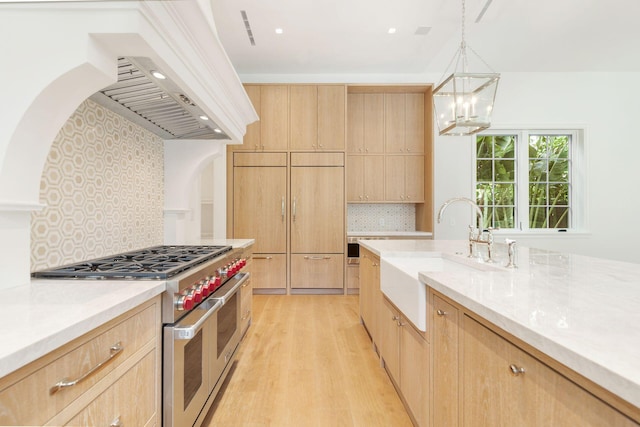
[289,84,346,151]
[346,155,385,202]
[346,87,430,215]
[0,297,161,426]
[431,293,460,427]
[347,93,384,154]
[230,151,345,293]
[461,315,637,427]
[385,155,425,202]
[233,153,287,254]
[237,85,289,151]
[359,248,380,344]
[229,84,346,293]
[429,289,640,427]
[250,254,287,290]
[380,297,429,427]
[290,152,344,290]
[347,264,359,293]
[385,93,425,154]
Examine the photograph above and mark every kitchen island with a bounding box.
[359,239,640,426]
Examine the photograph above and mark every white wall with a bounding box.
[434,72,640,263]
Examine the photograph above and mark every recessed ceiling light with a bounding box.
[275,28,284,34]
[214,128,223,134]
[388,27,397,34]
[199,115,209,121]
[151,70,166,80]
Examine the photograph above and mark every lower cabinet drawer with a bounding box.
[64,350,157,427]
[291,254,344,289]
[0,299,159,426]
[251,254,286,290]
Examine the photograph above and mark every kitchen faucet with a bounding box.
[436,197,495,261]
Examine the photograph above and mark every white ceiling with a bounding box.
[211,0,640,76]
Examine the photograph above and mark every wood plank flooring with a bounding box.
[202,295,413,427]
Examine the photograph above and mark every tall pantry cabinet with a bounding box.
[227,84,347,294]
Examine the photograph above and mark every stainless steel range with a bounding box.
[33,244,251,427]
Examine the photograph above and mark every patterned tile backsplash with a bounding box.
[347,204,416,232]
[30,99,164,271]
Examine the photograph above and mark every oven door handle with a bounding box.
[173,298,223,340]
[215,272,250,304]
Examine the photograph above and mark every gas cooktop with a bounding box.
[32,245,233,280]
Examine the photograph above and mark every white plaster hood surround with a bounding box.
[0,0,258,288]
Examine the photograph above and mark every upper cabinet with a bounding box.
[290,85,346,151]
[236,85,289,151]
[240,84,345,152]
[347,93,385,154]
[346,86,431,211]
[385,93,425,154]
[317,85,346,150]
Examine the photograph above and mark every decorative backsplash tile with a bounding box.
[347,204,416,232]
[30,99,164,271]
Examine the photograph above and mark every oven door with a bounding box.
[210,272,248,389]
[163,297,222,427]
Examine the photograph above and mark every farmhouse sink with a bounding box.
[380,252,499,332]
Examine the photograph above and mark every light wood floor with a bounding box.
[202,295,413,427]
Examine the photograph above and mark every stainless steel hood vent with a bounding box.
[90,57,229,140]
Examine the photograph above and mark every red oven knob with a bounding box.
[201,280,211,297]
[175,294,195,311]
[209,275,221,290]
[240,258,247,268]
[193,285,203,303]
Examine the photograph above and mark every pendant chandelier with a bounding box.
[433,0,500,136]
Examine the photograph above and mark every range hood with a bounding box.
[90,57,229,140]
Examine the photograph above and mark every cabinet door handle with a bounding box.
[281,196,285,221]
[292,197,297,222]
[110,416,123,427]
[392,315,400,321]
[509,364,526,376]
[253,256,273,260]
[436,309,447,316]
[304,256,331,260]
[50,342,124,395]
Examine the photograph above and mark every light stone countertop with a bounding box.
[0,239,255,379]
[359,239,640,410]
[347,231,433,238]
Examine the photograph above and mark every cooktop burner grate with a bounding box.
[32,245,233,280]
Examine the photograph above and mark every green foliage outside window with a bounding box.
[476,133,571,230]
[476,135,516,229]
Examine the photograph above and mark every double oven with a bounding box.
[33,244,251,427]
[164,266,248,427]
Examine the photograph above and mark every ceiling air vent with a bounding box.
[241,10,256,46]
[90,57,228,140]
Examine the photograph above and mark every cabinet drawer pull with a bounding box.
[110,416,123,427]
[436,309,447,316]
[50,342,123,395]
[253,256,273,260]
[509,364,526,376]
[304,256,331,260]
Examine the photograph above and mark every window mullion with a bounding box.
[518,131,530,231]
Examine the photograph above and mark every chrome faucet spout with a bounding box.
[437,197,483,229]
